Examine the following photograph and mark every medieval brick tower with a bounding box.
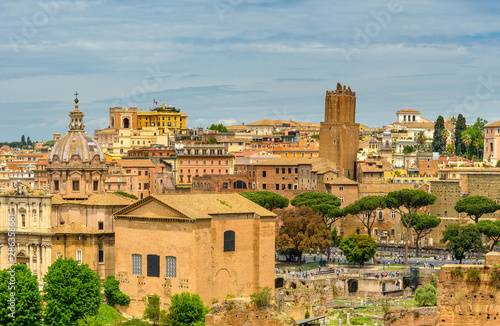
[319,83,359,178]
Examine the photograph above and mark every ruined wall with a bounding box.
[386,307,438,326]
[436,253,500,326]
[205,298,295,326]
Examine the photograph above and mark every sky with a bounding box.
[1,0,500,142]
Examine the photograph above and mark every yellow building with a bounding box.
[137,104,188,135]
[384,169,439,185]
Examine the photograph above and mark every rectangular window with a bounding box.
[262,171,266,177]
[165,256,177,278]
[275,184,279,190]
[374,229,378,236]
[147,254,160,277]
[224,230,235,252]
[76,250,82,264]
[99,250,104,263]
[391,229,395,236]
[98,222,104,230]
[288,184,292,190]
[262,183,266,190]
[132,254,142,275]
[93,180,98,191]
[288,168,292,174]
[339,186,344,191]
[57,252,61,259]
[73,180,79,191]
[282,168,286,174]
[339,196,344,202]
[295,168,298,173]
[276,168,279,174]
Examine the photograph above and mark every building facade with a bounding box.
[113,194,276,317]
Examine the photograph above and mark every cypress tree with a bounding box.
[454,114,466,156]
[432,116,445,153]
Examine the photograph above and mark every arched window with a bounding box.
[224,230,235,252]
[123,118,130,128]
[233,180,247,189]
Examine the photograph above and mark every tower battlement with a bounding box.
[326,83,356,96]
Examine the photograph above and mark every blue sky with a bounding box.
[1,0,500,142]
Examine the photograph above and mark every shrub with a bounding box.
[415,284,437,306]
[104,276,131,306]
[250,286,272,308]
[490,267,500,286]
[305,310,310,318]
[466,268,481,283]
[450,267,464,279]
[114,191,138,200]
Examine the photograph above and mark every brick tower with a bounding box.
[319,83,359,178]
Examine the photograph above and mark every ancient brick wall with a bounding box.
[386,307,438,326]
[436,253,500,325]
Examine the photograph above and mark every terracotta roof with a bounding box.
[52,222,104,234]
[324,176,358,185]
[114,193,276,220]
[485,120,500,128]
[80,192,137,206]
[118,159,155,168]
[51,194,68,204]
[358,158,392,172]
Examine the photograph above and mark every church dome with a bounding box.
[49,96,105,163]
[382,130,392,137]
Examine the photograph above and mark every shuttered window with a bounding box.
[147,255,160,277]
[132,254,142,275]
[165,256,176,278]
[224,230,235,252]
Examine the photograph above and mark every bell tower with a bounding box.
[319,83,359,178]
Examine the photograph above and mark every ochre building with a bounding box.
[112,193,276,317]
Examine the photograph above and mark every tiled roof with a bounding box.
[396,108,420,114]
[114,193,276,220]
[81,192,137,206]
[324,176,358,185]
[51,194,67,205]
[117,159,155,168]
[485,120,500,128]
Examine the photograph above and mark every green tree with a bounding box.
[432,116,445,153]
[477,220,500,251]
[291,191,343,232]
[339,234,377,266]
[415,284,437,306]
[21,135,26,146]
[143,294,165,326]
[454,195,500,224]
[276,206,331,263]
[0,264,42,326]
[331,227,342,248]
[103,276,130,306]
[384,189,437,265]
[343,195,385,237]
[161,292,209,326]
[311,134,319,140]
[43,258,102,326]
[446,144,455,154]
[403,145,415,154]
[401,213,441,257]
[204,136,217,144]
[207,124,228,132]
[240,191,289,210]
[454,114,466,156]
[440,224,483,264]
[44,140,56,146]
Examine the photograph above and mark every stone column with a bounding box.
[28,244,33,272]
[46,245,51,274]
[36,244,41,283]
[41,245,46,278]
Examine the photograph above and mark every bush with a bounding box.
[161,292,209,326]
[304,310,310,318]
[450,267,464,279]
[104,276,131,306]
[118,319,150,326]
[250,286,272,308]
[415,284,437,306]
[466,268,481,283]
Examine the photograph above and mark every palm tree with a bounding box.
[473,139,482,160]
[416,131,426,151]
[462,133,472,159]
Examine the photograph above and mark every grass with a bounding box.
[96,304,126,324]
